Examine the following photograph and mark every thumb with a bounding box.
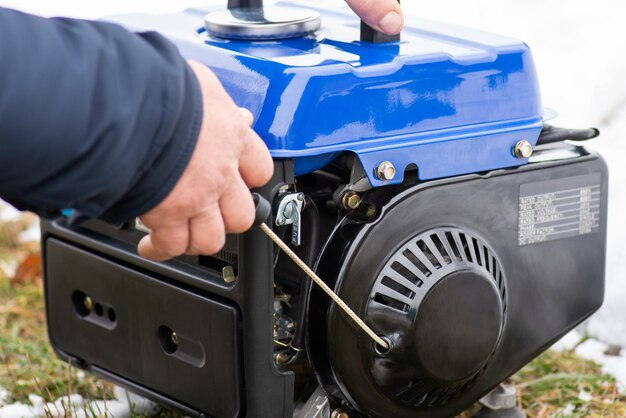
[345,0,404,36]
[138,235,161,261]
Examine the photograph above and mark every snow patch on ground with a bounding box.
[0,204,22,223]
[575,339,626,394]
[0,386,160,418]
[552,330,626,394]
[551,330,583,353]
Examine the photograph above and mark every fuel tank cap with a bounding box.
[204,7,321,40]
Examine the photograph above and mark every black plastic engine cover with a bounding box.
[41,161,296,418]
[45,239,243,417]
[308,150,608,418]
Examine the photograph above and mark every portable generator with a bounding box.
[40,1,608,417]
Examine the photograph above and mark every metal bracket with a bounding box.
[479,383,517,410]
[275,192,305,246]
[294,387,330,418]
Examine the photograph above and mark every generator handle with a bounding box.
[361,0,401,43]
[227,0,262,9]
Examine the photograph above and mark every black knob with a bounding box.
[252,193,272,227]
[360,0,401,43]
[228,0,263,10]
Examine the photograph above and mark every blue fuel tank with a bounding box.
[108,1,543,187]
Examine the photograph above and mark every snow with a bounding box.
[0,0,625,409]
[575,339,626,394]
[551,329,584,353]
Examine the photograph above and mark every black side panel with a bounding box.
[45,239,242,418]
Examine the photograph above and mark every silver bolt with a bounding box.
[276,218,286,226]
[171,331,179,346]
[513,140,533,159]
[331,410,349,418]
[83,296,93,312]
[375,161,396,181]
[341,191,361,210]
[296,193,304,201]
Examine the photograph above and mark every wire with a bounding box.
[259,222,389,350]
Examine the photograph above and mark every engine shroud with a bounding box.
[308,151,607,418]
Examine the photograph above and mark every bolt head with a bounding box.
[376,161,396,181]
[513,140,533,159]
[296,193,304,201]
[83,296,93,312]
[276,218,286,226]
[341,191,361,210]
[331,410,349,418]
[171,331,179,346]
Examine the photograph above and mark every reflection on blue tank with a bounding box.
[107,1,543,186]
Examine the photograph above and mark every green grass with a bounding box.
[509,350,626,417]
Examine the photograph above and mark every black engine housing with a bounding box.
[308,150,607,418]
[40,147,607,418]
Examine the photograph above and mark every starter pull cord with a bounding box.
[252,193,389,351]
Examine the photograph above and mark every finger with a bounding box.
[237,107,254,127]
[238,128,274,188]
[219,176,256,234]
[187,204,227,255]
[138,224,190,261]
[344,0,404,35]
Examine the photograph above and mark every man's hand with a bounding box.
[137,61,273,261]
[345,0,404,36]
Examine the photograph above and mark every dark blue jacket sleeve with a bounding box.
[0,7,202,224]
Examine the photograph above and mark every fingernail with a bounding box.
[379,11,402,35]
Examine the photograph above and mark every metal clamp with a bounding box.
[275,192,305,246]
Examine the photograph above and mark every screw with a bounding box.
[513,140,533,159]
[296,193,304,201]
[331,410,349,418]
[341,191,361,210]
[375,161,396,181]
[83,296,93,312]
[276,218,286,226]
[171,331,179,346]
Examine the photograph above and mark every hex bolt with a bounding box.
[375,161,396,181]
[83,296,93,313]
[331,409,349,418]
[513,140,533,159]
[341,191,361,210]
[170,331,179,346]
[296,193,304,201]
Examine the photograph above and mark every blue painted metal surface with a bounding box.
[108,1,544,186]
